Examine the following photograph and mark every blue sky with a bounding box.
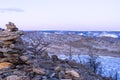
[0,0,120,31]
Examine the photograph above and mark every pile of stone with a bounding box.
[0,22,25,67]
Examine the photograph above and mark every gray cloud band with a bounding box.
[0,8,24,13]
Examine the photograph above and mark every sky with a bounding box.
[0,0,120,31]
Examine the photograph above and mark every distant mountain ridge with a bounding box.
[25,30,120,39]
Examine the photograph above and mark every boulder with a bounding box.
[33,68,46,75]
[65,69,80,78]
[55,66,62,72]
[19,76,30,80]
[6,75,19,80]
[0,62,13,70]
[20,56,29,62]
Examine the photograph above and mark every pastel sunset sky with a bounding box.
[0,0,120,31]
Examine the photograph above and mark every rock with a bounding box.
[41,51,50,59]
[68,60,78,67]
[0,62,13,70]
[63,73,73,79]
[25,60,33,64]
[4,53,19,57]
[6,75,19,80]
[12,70,26,76]
[23,66,32,72]
[55,66,62,72]
[0,58,9,62]
[40,60,53,69]
[20,56,29,62]
[7,75,30,80]
[33,68,46,75]
[32,75,42,80]
[6,22,18,31]
[0,48,12,53]
[51,55,59,61]
[19,76,30,80]
[65,69,80,78]
[0,32,21,41]
[3,41,13,45]
[10,42,24,50]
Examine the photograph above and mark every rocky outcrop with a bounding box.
[0,22,25,65]
[0,23,112,80]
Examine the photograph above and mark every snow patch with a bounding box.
[99,32,118,38]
